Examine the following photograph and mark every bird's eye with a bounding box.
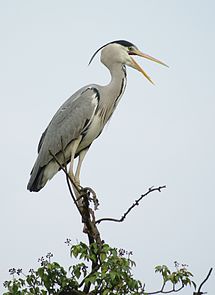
[128,46,135,55]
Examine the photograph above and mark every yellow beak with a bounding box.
[130,49,168,84]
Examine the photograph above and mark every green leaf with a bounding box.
[100,252,107,262]
[89,253,97,263]
[85,273,98,284]
[110,271,116,282]
[74,268,81,279]
[102,244,111,253]
[102,289,110,295]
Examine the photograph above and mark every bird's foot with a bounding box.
[80,186,99,210]
[68,173,83,192]
[69,173,99,210]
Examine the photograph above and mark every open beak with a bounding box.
[129,49,168,84]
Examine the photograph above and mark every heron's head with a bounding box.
[89,40,168,84]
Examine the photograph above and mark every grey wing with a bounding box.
[38,127,48,153]
[39,86,99,164]
[27,86,99,191]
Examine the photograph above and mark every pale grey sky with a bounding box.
[0,1,214,294]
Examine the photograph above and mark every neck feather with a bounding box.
[106,63,127,105]
[98,63,127,125]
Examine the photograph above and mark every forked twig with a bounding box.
[96,185,166,224]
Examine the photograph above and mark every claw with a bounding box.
[82,187,99,210]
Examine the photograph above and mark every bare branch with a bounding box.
[49,146,103,293]
[194,267,213,295]
[49,148,176,295]
[96,185,166,224]
[147,283,184,294]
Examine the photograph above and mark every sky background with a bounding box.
[0,1,214,294]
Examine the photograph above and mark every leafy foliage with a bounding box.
[3,252,79,295]
[3,242,195,295]
[154,262,196,293]
[70,241,142,294]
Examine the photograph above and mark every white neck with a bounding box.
[97,63,127,125]
[101,62,127,114]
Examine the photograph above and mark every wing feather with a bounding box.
[28,86,99,189]
[38,86,99,166]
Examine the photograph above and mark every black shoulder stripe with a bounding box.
[91,87,100,101]
[81,87,100,101]
[114,77,126,108]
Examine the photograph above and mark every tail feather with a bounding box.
[27,160,60,192]
[27,166,46,192]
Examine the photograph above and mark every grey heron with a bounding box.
[27,40,167,192]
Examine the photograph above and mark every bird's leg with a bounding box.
[75,147,99,210]
[68,136,82,184]
[75,147,89,186]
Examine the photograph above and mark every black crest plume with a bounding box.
[88,40,136,65]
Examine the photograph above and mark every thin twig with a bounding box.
[48,150,82,216]
[194,267,213,295]
[59,139,83,216]
[48,149,82,193]
[147,283,184,294]
[96,185,166,224]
